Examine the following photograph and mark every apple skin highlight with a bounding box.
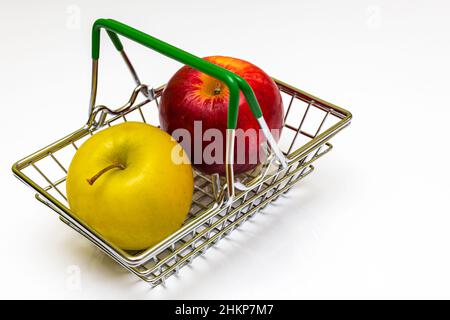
[159,56,284,175]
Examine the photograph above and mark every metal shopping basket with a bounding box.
[12,19,352,286]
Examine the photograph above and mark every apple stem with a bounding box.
[213,82,221,95]
[86,163,125,186]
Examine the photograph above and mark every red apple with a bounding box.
[159,56,284,175]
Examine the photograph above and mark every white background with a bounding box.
[1,0,449,299]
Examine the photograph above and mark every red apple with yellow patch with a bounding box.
[159,56,284,175]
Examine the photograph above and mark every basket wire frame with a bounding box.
[13,80,351,286]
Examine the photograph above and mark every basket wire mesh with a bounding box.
[13,80,351,286]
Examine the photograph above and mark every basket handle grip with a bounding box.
[92,19,262,130]
[90,19,287,201]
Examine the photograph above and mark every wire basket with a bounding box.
[12,19,352,286]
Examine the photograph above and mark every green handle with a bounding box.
[105,30,123,51]
[92,19,263,129]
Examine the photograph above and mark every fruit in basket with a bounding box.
[66,122,193,250]
[159,56,283,175]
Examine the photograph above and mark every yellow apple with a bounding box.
[66,122,193,250]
